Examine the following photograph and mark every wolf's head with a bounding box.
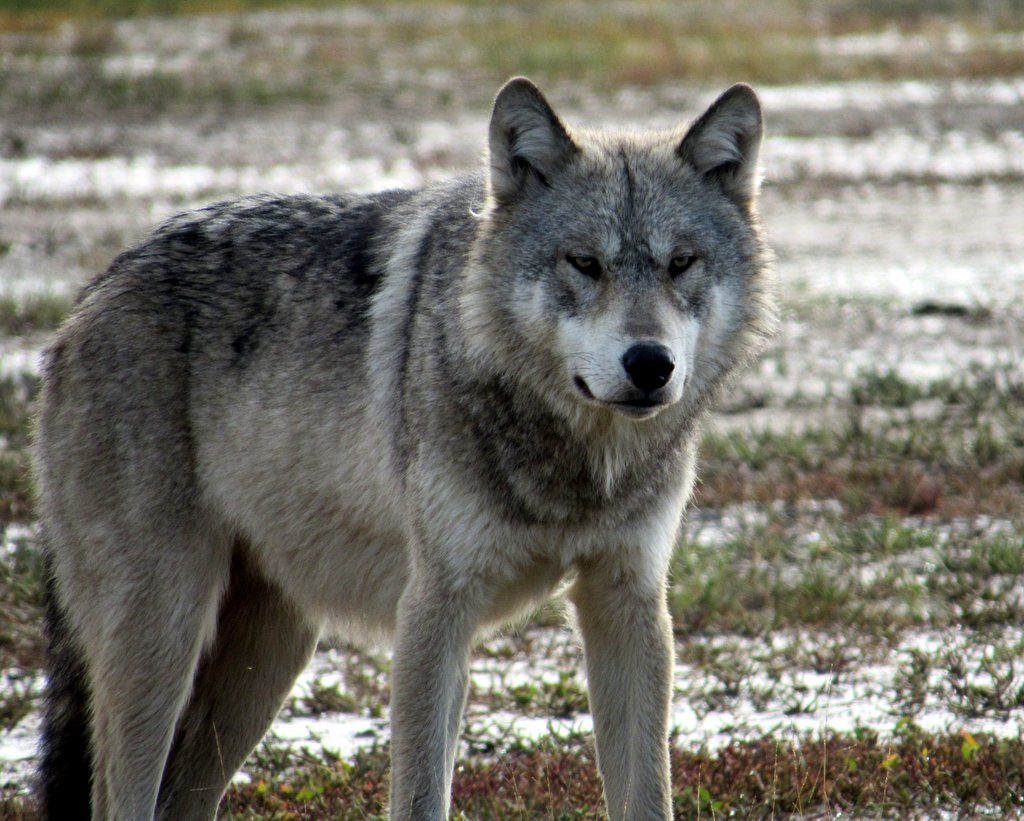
[463,78,777,425]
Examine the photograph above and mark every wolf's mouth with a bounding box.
[609,396,667,419]
[573,375,595,400]
[614,397,662,409]
[575,376,668,417]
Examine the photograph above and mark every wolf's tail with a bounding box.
[38,549,93,819]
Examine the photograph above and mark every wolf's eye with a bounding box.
[668,255,698,278]
[567,254,601,280]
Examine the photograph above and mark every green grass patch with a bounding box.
[138,728,1024,817]
[4,1,1024,112]
[0,525,44,670]
[284,647,391,720]
[699,366,1024,516]
[0,672,39,733]
[5,0,1023,29]
[0,294,71,337]
[356,6,1024,89]
[0,449,33,525]
[0,0,356,30]
[850,367,927,408]
[672,514,1024,634]
[0,373,39,525]
[501,671,589,719]
[0,65,329,116]
[297,680,360,716]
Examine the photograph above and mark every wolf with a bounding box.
[34,76,776,819]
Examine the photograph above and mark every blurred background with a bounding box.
[2,1,1024,816]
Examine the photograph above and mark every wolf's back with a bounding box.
[32,188,419,818]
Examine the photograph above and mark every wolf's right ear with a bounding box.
[488,77,578,206]
[678,84,763,207]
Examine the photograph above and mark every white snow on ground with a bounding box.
[767,129,1024,182]
[7,625,1023,795]
[2,75,1024,206]
[256,622,1024,763]
[761,76,1024,111]
[0,712,40,793]
[0,347,42,377]
[0,155,426,206]
[4,501,1023,794]
[817,26,1024,61]
[0,524,33,556]
[2,127,1023,206]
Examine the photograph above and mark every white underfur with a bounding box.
[690,283,740,399]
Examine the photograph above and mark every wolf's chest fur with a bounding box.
[435,369,696,526]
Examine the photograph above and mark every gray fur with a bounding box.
[34,77,777,819]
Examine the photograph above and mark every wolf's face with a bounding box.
[468,79,774,422]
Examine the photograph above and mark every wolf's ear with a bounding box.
[678,84,763,206]
[488,77,578,206]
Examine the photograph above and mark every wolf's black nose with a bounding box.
[622,343,675,391]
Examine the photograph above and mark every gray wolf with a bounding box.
[34,77,776,819]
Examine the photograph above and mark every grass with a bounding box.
[0,671,38,733]
[162,729,1024,817]
[11,727,1019,818]
[0,374,39,526]
[0,295,70,337]
[0,64,330,116]
[3,0,1024,116]
[0,0,363,18]
[3,0,1020,24]
[698,366,1024,517]
[850,367,928,408]
[0,522,44,678]
[502,671,589,719]
[0,298,65,528]
[298,680,360,716]
[671,512,1024,634]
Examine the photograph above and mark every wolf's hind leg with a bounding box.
[83,526,232,821]
[156,547,318,819]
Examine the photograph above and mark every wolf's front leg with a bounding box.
[389,573,476,820]
[571,558,674,820]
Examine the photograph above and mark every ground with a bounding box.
[2,0,1024,817]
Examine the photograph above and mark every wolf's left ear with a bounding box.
[488,77,578,206]
[678,84,763,206]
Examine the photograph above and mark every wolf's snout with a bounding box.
[622,343,675,391]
